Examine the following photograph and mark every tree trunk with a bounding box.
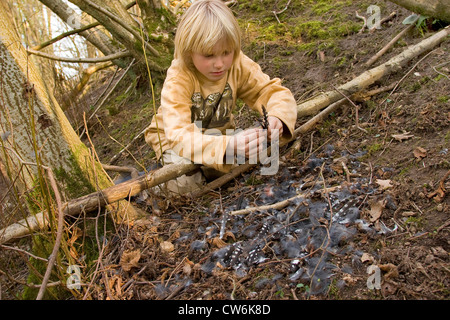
[389,0,450,22]
[0,1,139,221]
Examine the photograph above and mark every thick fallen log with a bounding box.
[0,26,448,244]
[297,25,449,117]
[389,0,450,23]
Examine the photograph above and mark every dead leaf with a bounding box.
[361,252,375,263]
[210,237,227,248]
[379,263,399,280]
[401,211,417,217]
[120,249,141,272]
[413,147,427,160]
[391,132,414,142]
[160,241,175,253]
[427,170,449,202]
[368,198,387,222]
[381,280,397,296]
[376,179,393,190]
[318,50,325,62]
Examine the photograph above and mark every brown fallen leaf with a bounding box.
[368,198,387,222]
[427,169,449,202]
[391,132,414,142]
[413,147,427,160]
[376,179,393,190]
[361,252,375,263]
[379,263,399,280]
[120,249,141,272]
[160,241,175,253]
[210,237,227,248]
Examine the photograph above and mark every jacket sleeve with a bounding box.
[236,52,297,144]
[160,76,233,173]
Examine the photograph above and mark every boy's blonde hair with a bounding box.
[174,0,241,70]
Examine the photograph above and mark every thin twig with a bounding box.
[355,11,367,33]
[366,18,418,67]
[272,0,291,24]
[36,168,65,300]
[0,244,48,262]
[332,85,367,133]
[79,58,135,139]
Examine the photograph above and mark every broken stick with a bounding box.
[365,16,418,67]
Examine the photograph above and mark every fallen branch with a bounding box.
[230,192,305,216]
[229,185,341,216]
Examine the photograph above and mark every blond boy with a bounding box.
[145,0,297,194]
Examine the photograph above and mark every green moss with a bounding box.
[312,2,334,15]
[293,21,328,41]
[53,152,96,200]
[405,216,425,229]
[366,143,382,155]
[437,95,448,104]
[22,236,68,300]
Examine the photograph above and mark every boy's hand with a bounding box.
[226,128,266,160]
[267,116,283,141]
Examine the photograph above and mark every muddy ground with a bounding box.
[1,1,448,301]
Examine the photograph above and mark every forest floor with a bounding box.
[1,0,448,301]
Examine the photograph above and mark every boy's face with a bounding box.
[191,40,234,82]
